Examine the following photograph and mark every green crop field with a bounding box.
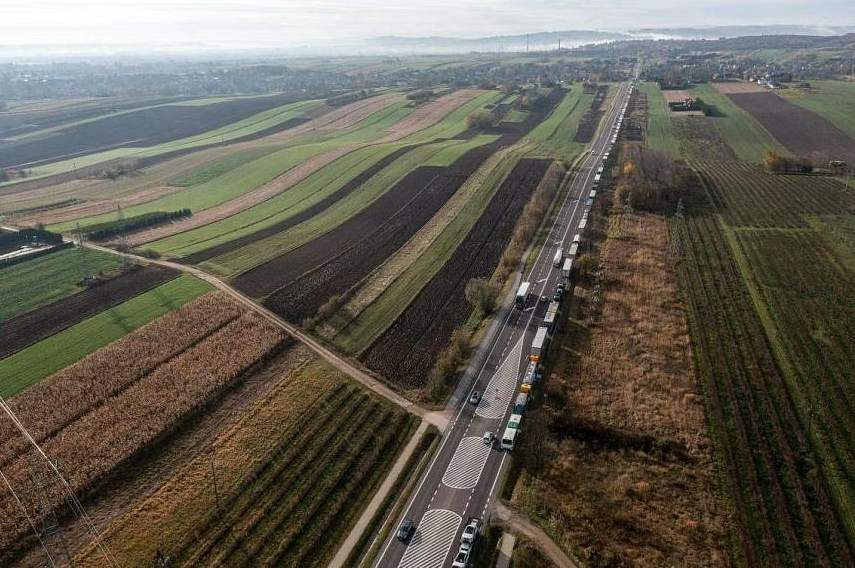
[667,101,855,562]
[202,138,488,277]
[525,88,590,160]
[422,134,500,167]
[785,80,855,142]
[15,99,324,185]
[146,92,497,259]
[171,147,282,186]
[688,84,788,163]
[0,274,211,398]
[526,87,583,141]
[0,247,124,322]
[638,82,679,156]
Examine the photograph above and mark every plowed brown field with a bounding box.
[728,91,855,163]
[0,264,179,358]
[363,158,552,389]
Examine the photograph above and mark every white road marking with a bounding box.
[441,437,493,489]
[399,509,461,568]
[475,336,524,420]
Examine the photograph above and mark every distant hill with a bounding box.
[351,25,855,54]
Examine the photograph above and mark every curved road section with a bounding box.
[375,74,638,568]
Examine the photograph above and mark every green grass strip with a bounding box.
[502,108,529,123]
[13,99,324,188]
[201,139,472,277]
[637,82,679,157]
[171,147,282,187]
[0,274,212,398]
[0,247,124,323]
[526,87,582,141]
[421,134,500,167]
[688,84,789,163]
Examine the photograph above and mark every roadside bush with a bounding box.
[498,161,565,280]
[465,278,500,316]
[425,328,472,401]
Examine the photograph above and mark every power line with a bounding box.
[0,397,120,568]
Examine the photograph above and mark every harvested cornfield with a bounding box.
[0,293,287,561]
[73,359,418,568]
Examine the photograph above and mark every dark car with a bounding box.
[396,519,414,541]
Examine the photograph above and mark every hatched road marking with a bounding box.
[441,437,492,489]
[475,335,524,420]
[399,509,461,568]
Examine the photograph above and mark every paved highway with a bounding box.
[374,76,637,568]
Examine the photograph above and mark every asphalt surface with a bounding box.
[373,76,637,568]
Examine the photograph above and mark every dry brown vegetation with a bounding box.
[74,357,417,568]
[510,210,727,567]
[498,160,566,280]
[0,292,286,559]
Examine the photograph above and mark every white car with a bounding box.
[461,518,480,543]
[451,547,470,568]
[482,431,495,445]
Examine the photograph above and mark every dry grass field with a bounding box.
[510,210,728,567]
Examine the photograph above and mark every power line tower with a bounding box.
[115,205,133,270]
[0,397,119,568]
[75,222,95,286]
[23,452,73,566]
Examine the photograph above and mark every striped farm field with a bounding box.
[0,247,124,322]
[687,84,788,163]
[674,213,854,566]
[50,141,330,233]
[328,143,530,353]
[526,87,590,159]
[200,136,500,277]
[136,91,496,258]
[0,292,288,561]
[638,82,679,156]
[0,273,212,397]
[73,358,418,568]
[693,159,850,228]
[11,98,324,183]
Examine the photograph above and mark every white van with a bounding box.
[500,427,520,450]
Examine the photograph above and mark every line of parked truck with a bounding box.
[502,144,613,452]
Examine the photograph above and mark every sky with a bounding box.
[3,0,854,48]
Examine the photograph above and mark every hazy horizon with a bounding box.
[4,0,854,50]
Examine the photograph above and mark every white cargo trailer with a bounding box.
[552,247,564,267]
[562,258,573,278]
